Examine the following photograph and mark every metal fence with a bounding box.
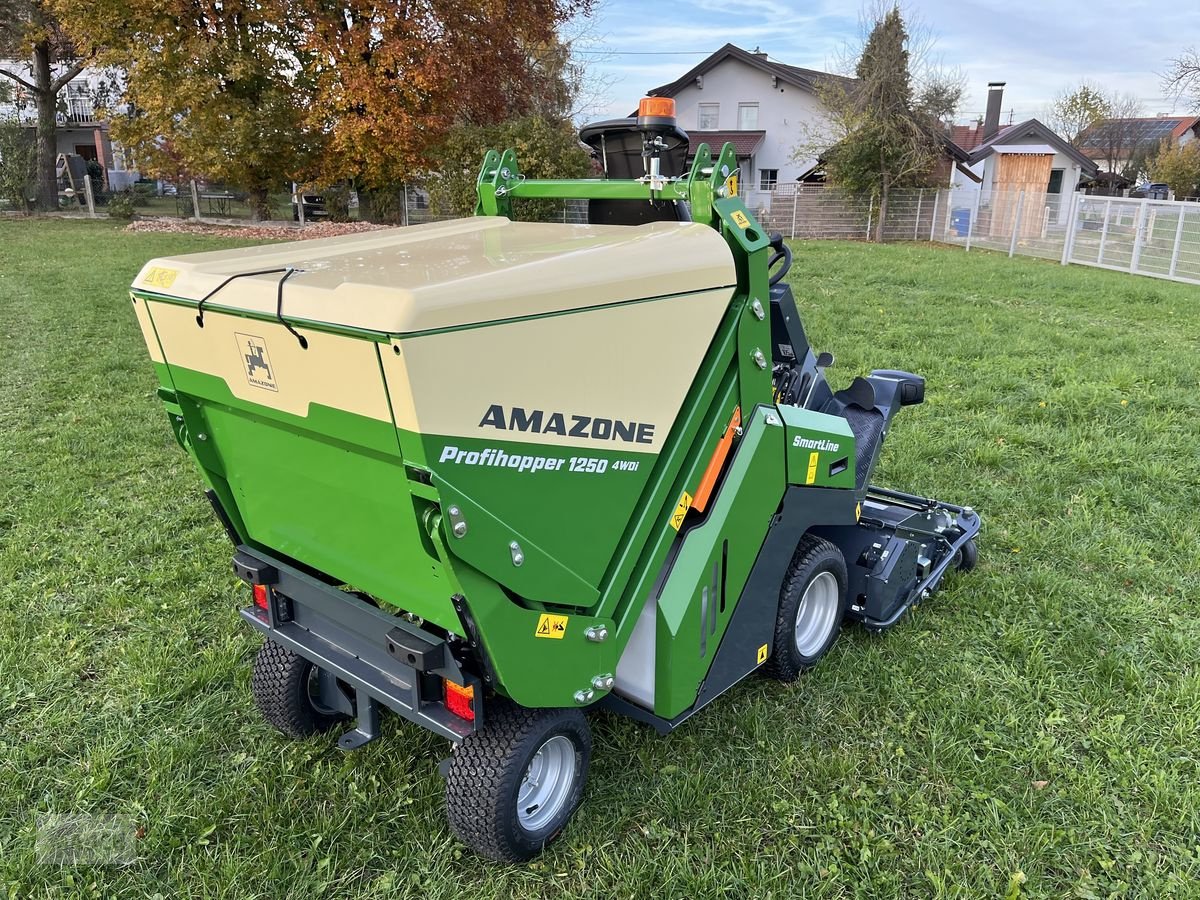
[935,188,1200,285]
[32,177,588,226]
[745,185,939,242]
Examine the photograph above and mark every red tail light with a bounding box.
[252,583,270,610]
[443,679,475,722]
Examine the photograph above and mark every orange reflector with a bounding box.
[692,406,742,514]
[638,96,676,120]
[252,583,269,610]
[444,679,475,722]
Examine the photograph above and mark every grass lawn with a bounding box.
[2,219,1199,899]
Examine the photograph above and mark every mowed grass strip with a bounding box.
[1,219,1198,899]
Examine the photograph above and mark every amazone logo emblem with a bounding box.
[236,333,277,392]
[479,404,655,445]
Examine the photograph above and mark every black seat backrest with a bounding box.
[579,118,691,226]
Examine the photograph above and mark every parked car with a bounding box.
[1130,182,1170,200]
[291,190,329,221]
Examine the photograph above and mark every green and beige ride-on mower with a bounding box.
[130,97,981,862]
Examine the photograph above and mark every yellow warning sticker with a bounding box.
[724,172,738,197]
[535,613,568,639]
[669,490,693,530]
[856,502,862,521]
[142,266,178,290]
[805,451,820,485]
[757,643,769,665]
[731,210,752,230]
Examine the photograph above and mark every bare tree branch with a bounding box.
[1163,46,1200,111]
[50,55,93,94]
[0,67,37,93]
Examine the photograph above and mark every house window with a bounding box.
[1047,169,1064,194]
[759,169,779,191]
[738,102,759,130]
[698,103,719,130]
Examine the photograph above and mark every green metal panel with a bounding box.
[423,434,656,606]
[778,405,857,489]
[165,367,458,631]
[652,406,787,718]
[427,527,619,708]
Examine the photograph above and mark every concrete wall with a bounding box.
[665,57,836,189]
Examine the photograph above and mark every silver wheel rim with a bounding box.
[518,735,577,832]
[793,570,840,658]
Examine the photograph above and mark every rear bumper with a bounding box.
[232,545,479,742]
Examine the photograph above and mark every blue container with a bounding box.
[951,207,971,237]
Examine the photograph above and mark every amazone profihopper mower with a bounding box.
[130,98,981,861]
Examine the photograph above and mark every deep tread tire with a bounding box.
[251,641,348,739]
[445,702,591,862]
[764,534,849,682]
[955,539,979,572]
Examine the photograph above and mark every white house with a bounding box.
[642,44,844,202]
[0,63,140,190]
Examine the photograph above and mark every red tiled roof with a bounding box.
[950,124,984,151]
[687,130,765,157]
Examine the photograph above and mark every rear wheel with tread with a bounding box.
[251,641,349,739]
[765,535,849,681]
[445,702,590,862]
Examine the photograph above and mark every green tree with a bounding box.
[57,0,320,220]
[425,116,591,221]
[817,7,962,241]
[1150,139,1200,198]
[1046,82,1111,145]
[0,0,93,211]
[0,119,37,211]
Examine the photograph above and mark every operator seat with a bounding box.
[579,118,692,226]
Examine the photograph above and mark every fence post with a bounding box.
[1130,198,1149,273]
[402,182,409,227]
[913,189,924,240]
[790,188,798,240]
[1009,190,1024,257]
[1097,199,1113,265]
[190,179,202,223]
[83,175,96,218]
[295,183,305,227]
[1168,205,1188,277]
[965,190,981,252]
[865,195,874,240]
[928,189,940,242]
[1061,193,1081,265]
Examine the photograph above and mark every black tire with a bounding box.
[251,641,349,739]
[445,702,591,862]
[955,539,979,572]
[764,534,849,682]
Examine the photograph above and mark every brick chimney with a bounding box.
[983,82,1005,140]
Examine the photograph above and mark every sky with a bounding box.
[577,0,1200,125]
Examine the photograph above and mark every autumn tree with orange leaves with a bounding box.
[59,0,592,219]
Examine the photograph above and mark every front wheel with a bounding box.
[445,702,591,862]
[764,535,849,681]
